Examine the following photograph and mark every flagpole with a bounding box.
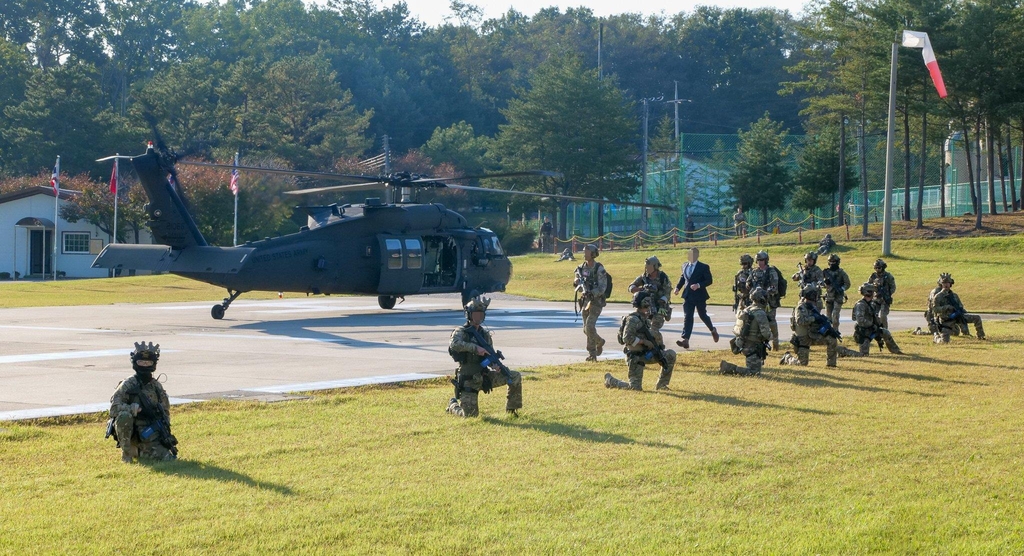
[882,40,898,257]
[232,151,239,246]
[53,155,60,281]
[112,155,119,245]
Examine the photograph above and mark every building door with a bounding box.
[30,229,53,275]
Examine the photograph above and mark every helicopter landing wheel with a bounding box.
[377,295,397,310]
[211,304,226,319]
[211,289,243,320]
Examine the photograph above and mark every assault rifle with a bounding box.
[809,305,842,341]
[635,320,669,365]
[467,327,515,388]
[133,388,178,457]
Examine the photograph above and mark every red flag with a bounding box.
[109,159,118,194]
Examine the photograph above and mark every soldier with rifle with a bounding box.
[746,251,784,351]
[868,259,896,329]
[852,283,903,355]
[606,292,677,391]
[822,253,851,328]
[792,251,825,310]
[628,255,673,346]
[107,342,178,462]
[733,254,754,315]
[720,287,774,376]
[574,244,608,361]
[932,273,985,343]
[447,297,523,417]
[779,285,840,367]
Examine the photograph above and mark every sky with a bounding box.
[321,0,810,28]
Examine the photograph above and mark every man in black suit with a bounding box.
[674,247,719,349]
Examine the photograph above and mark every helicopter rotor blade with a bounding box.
[177,161,381,183]
[407,170,562,184]
[283,182,389,196]
[443,184,677,211]
[96,155,134,162]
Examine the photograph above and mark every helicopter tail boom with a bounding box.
[92,244,255,274]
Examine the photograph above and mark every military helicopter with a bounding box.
[92,141,674,319]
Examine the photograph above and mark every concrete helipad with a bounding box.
[0,294,1003,420]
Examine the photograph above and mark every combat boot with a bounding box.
[121,445,138,463]
[772,338,780,352]
[596,338,605,356]
[604,373,614,388]
[586,354,597,362]
[720,361,739,375]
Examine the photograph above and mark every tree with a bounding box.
[491,54,639,238]
[791,124,857,215]
[421,121,494,176]
[59,175,147,243]
[729,112,792,222]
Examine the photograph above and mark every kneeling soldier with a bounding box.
[606,292,677,391]
[108,341,178,463]
[447,297,523,417]
[721,287,773,376]
[852,283,903,355]
[780,284,839,367]
[933,273,985,343]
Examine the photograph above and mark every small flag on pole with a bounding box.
[902,30,947,99]
[109,159,118,194]
[230,166,239,195]
[50,158,60,195]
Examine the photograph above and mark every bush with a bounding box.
[0,272,10,280]
[500,223,537,256]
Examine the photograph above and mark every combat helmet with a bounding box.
[804,251,818,263]
[645,255,661,268]
[464,296,491,319]
[584,243,599,258]
[939,272,954,285]
[827,253,840,265]
[858,282,876,296]
[632,291,653,310]
[800,283,820,301]
[131,341,160,374]
[750,287,769,306]
[740,253,754,266]
[874,258,887,271]
[755,250,769,263]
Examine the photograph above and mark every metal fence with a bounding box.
[549,131,1022,245]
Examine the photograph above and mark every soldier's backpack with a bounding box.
[617,314,630,345]
[771,266,787,298]
[598,263,613,298]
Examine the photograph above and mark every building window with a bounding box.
[63,232,91,254]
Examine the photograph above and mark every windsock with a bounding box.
[902,30,947,98]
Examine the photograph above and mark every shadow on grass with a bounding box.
[481,417,686,452]
[766,370,945,398]
[142,459,294,496]
[849,355,989,385]
[660,389,839,416]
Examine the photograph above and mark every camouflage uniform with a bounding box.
[852,287,902,355]
[733,254,754,315]
[721,290,773,376]
[110,343,177,463]
[448,319,523,417]
[822,257,851,328]
[574,259,608,361]
[793,253,825,310]
[606,294,676,391]
[932,280,985,343]
[779,289,838,367]
[920,282,943,335]
[868,261,897,329]
[746,257,781,350]
[629,269,673,345]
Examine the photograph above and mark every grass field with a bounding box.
[2,321,1022,553]
[0,274,281,308]
[506,234,1024,313]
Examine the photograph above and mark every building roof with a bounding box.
[0,186,79,206]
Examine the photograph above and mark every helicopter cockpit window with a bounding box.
[385,239,403,270]
[488,237,504,256]
[404,238,422,269]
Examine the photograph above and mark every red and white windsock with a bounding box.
[902,30,947,98]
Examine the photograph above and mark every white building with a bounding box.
[0,186,150,279]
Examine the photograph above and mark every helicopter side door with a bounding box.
[377,236,425,295]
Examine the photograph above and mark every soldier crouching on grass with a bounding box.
[447,297,523,417]
[852,283,903,355]
[720,287,773,376]
[108,342,178,463]
[932,273,985,344]
[605,292,677,391]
